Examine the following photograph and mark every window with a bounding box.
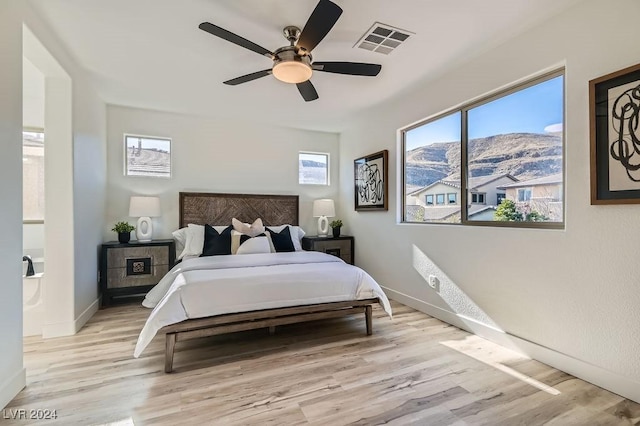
[425,194,434,205]
[471,193,486,204]
[404,112,461,223]
[436,194,445,205]
[23,131,45,222]
[402,70,564,228]
[125,135,171,178]
[448,193,457,204]
[299,152,329,185]
[517,188,532,202]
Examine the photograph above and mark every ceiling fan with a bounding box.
[198,0,382,102]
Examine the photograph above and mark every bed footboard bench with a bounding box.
[161,298,379,373]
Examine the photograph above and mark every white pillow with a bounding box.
[176,224,229,259]
[232,230,274,254]
[179,224,204,259]
[232,217,265,237]
[172,227,188,258]
[267,225,305,251]
[236,235,271,255]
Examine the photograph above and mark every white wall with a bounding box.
[0,0,26,409]
[73,79,106,320]
[339,0,640,403]
[23,56,44,129]
[106,106,339,240]
[22,5,107,335]
[23,224,44,258]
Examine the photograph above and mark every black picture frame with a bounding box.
[354,150,388,211]
[590,62,640,204]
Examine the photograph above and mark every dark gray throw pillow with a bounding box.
[266,226,295,252]
[201,225,233,256]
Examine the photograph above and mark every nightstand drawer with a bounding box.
[302,236,354,265]
[106,245,170,269]
[106,264,170,289]
[311,240,351,255]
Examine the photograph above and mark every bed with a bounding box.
[134,192,392,372]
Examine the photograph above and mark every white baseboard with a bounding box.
[0,368,25,410]
[382,286,640,404]
[74,298,99,333]
[42,298,99,338]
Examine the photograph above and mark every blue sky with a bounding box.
[405,75,564,151]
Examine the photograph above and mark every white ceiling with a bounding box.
[28,0,581,132]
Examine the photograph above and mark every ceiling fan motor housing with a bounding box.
[272,46,313,83]
[283,25,302,46]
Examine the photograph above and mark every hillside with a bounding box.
[405,132,562,187]
[127,148,170,177]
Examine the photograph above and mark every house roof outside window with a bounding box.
[497,173,563,189]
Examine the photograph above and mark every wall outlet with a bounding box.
[428,275,440,292]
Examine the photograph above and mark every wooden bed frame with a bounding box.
[159,192,379,373]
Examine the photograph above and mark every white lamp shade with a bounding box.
[313,199,335,218]
[272,61,313,84]
[313,199,335,237]
[129,196,161,218]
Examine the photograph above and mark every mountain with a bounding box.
[300,159,326,168]
[405,132,562,187]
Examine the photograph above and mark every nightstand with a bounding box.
[302,235,354,265]
[99,239,175,307]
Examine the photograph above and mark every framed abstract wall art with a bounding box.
[590,62,640,204]
[354,150,388,211]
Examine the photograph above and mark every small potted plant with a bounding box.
[329,219,343,238]
[111,221,135,244]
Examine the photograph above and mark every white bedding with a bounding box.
[134,251,392,357]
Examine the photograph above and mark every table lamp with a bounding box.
[313,199,335,237]
[129,196,161,242]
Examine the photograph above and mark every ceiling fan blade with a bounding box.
[296,80,319,102]
[199,22,273,58]
[312,62,382,76]
[296,0,343,54]
[223,69,272,86]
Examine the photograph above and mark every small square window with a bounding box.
[436,194,445,205]
[124,135,171,178]
[425,195,434,205]
[518,188,532,202]
[299,152,329,185]
[448,193,457,204]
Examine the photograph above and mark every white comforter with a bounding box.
[134,251,392,357]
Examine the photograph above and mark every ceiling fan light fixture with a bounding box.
[272,61,313,84]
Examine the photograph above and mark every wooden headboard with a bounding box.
[179,192,299,228]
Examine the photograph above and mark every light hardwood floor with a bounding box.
[6,301,640,425]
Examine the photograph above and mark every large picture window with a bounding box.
[124,134,171,178]
[402,70,564,228]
